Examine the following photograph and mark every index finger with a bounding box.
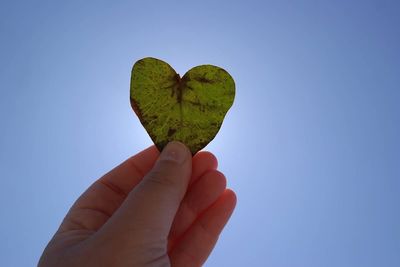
[58,145,160,234]
[98,145,160,196]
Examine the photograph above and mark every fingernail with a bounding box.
[159,141,189,164]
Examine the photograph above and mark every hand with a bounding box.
[39,142,236,267]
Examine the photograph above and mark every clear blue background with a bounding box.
[1,1,399,266]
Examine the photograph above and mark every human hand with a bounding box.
[38,142,236,267]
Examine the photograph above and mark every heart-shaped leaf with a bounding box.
[130,57,235,155]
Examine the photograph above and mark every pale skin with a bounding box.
[39,141,236,267]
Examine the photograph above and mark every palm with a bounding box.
[40,146,236,267]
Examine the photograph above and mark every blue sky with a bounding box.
[1,0,399,266]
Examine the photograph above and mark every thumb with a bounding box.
[107,141,192,241]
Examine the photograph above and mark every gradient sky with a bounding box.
[1,1,399,266]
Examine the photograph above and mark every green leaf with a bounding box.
[130,57,235,155]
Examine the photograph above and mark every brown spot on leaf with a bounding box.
[167,128,177,137]
[149,115,158,121]
[197,77,215,84]
[130,98,143,120]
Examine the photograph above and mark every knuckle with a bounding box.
[144,165,179,189]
